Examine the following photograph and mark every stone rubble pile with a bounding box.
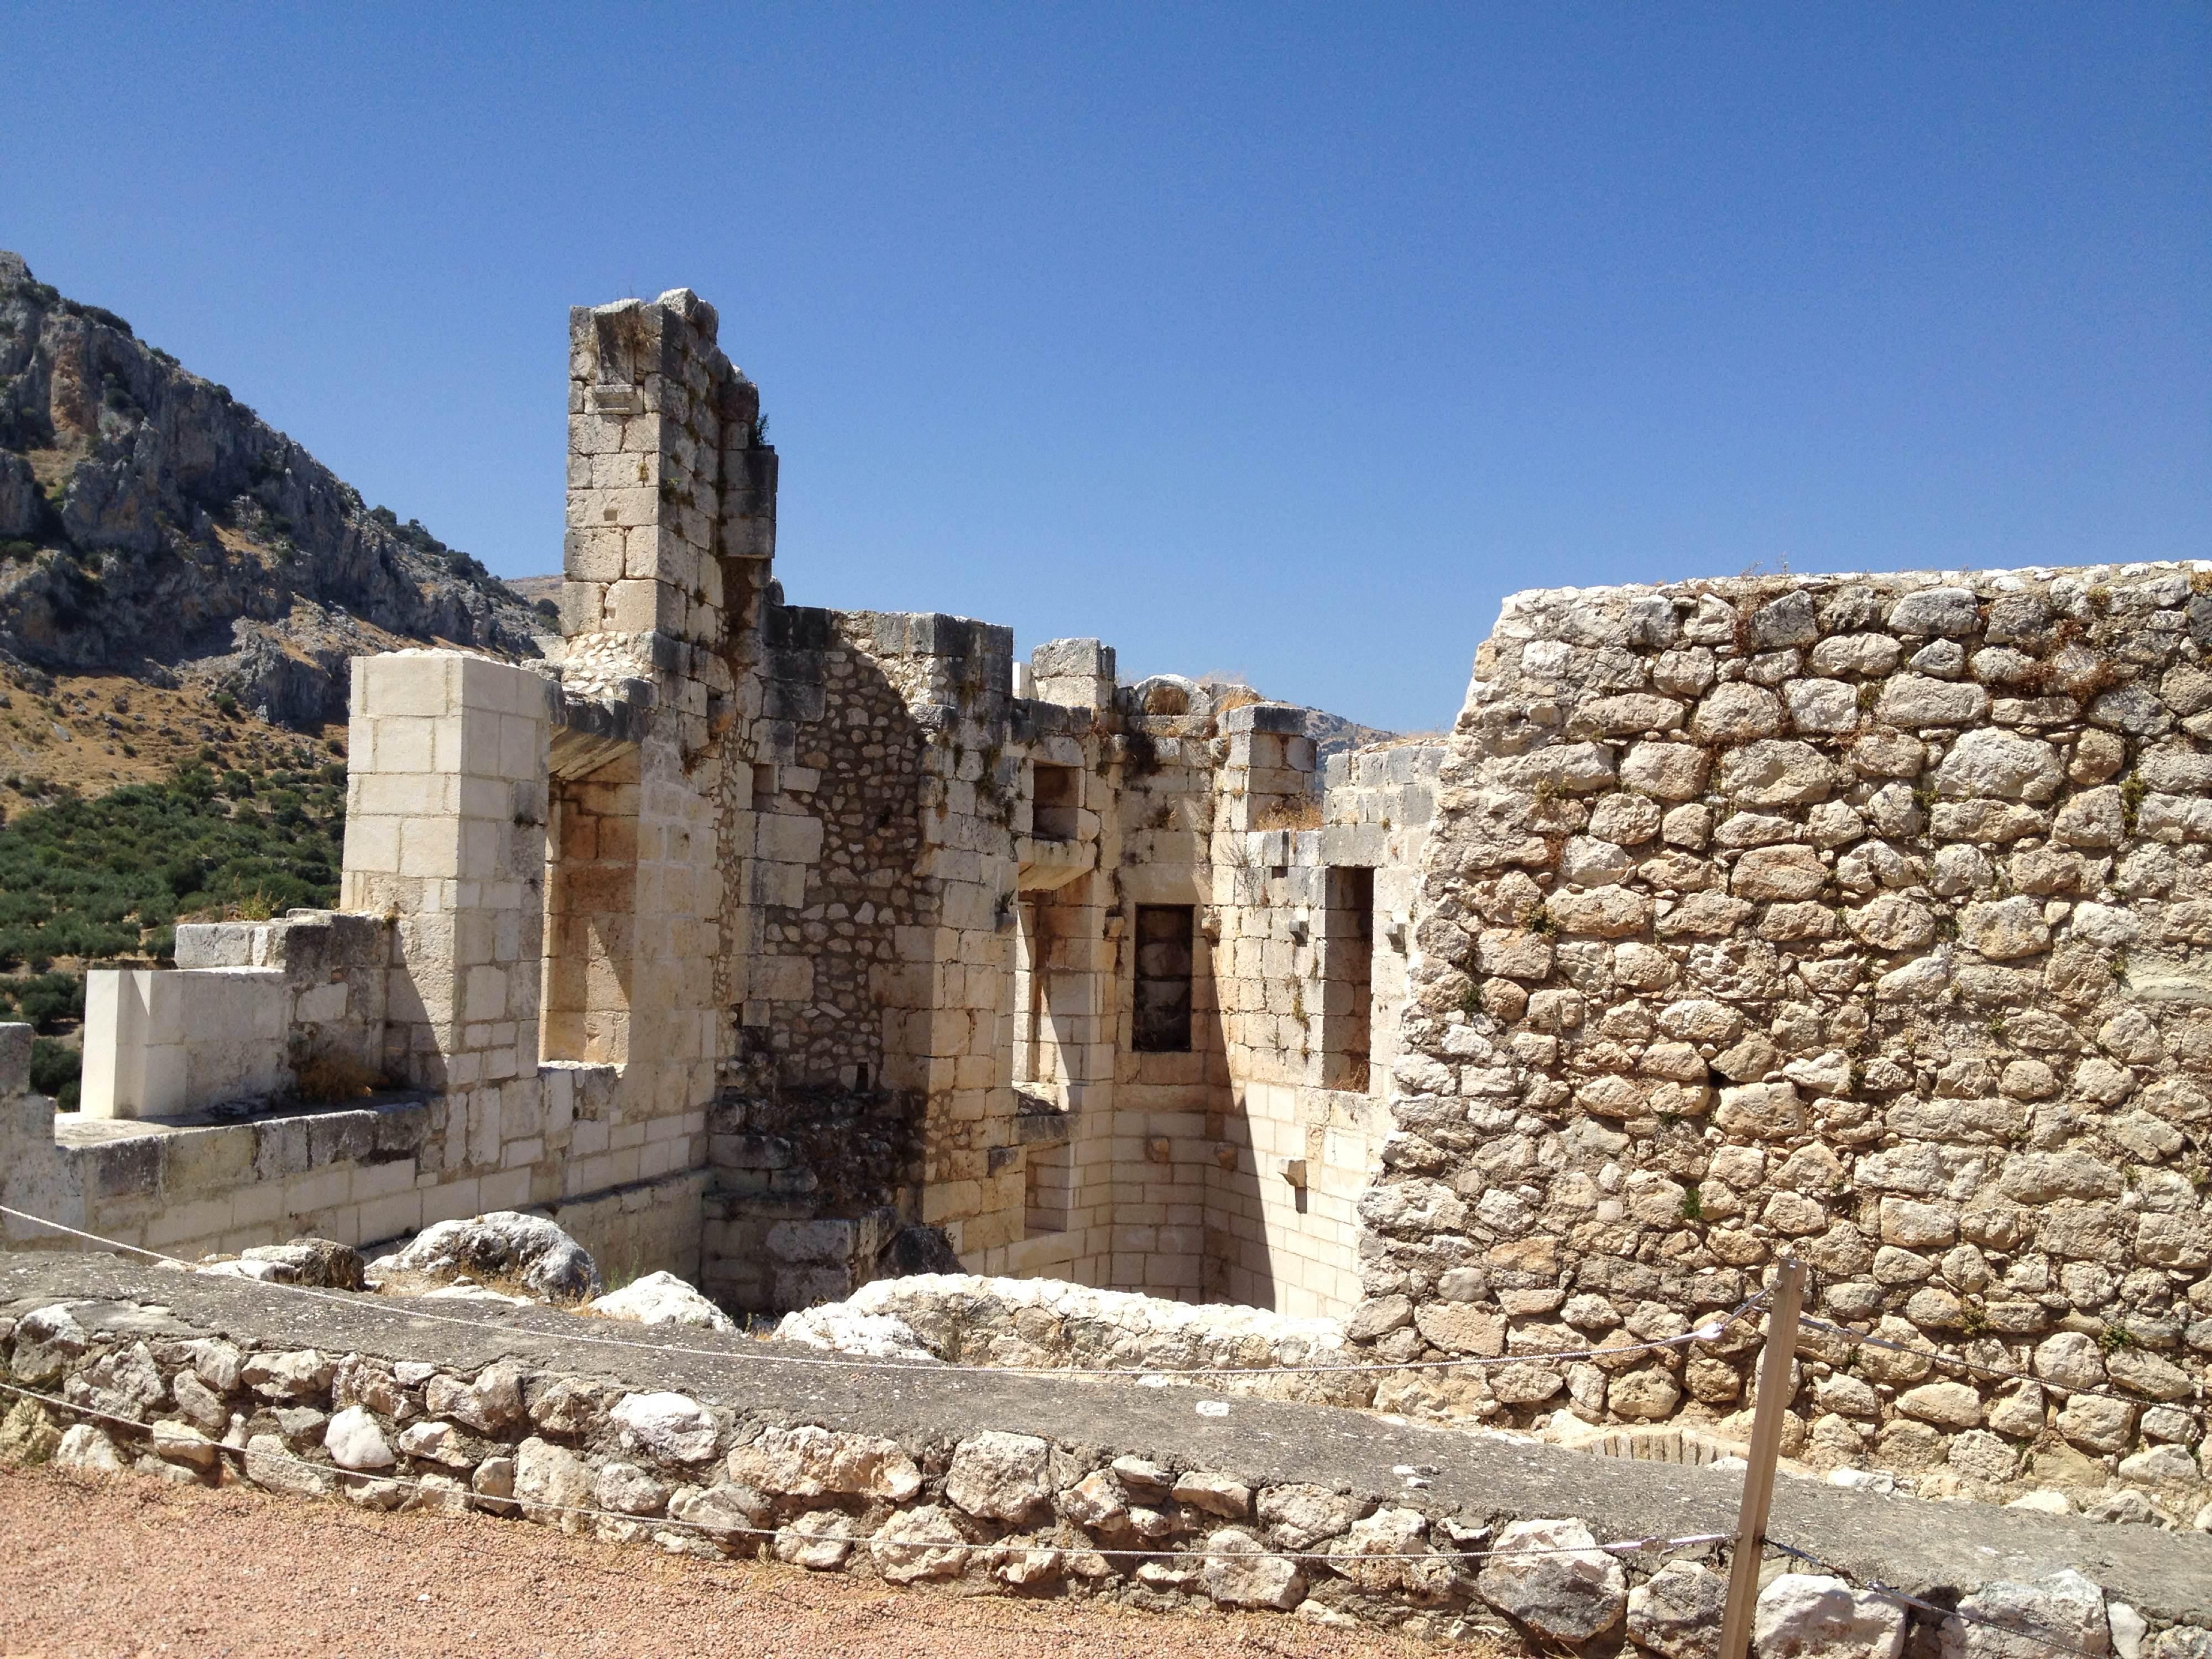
[776,1274,1370,1404]
[6,1298,2203,1650]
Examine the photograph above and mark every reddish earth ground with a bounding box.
[0,1464,1484,1658]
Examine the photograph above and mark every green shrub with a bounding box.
[28,1037,79,1109]
[0,763,342,971]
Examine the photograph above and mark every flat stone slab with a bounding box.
[4,1250,2205,1624]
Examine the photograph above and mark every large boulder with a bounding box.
[380,1212,601,1302]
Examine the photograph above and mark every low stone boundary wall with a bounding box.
[3,1251,2206,1649]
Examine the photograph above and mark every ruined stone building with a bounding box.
[5,281,2206,1460]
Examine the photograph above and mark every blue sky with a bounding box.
[8,5,2206,731]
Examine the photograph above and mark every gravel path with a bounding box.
[0,1465,1482,1658]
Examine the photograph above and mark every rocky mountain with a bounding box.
[0,251,549,734]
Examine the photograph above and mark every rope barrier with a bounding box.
[0,1378,1729,1568]
[0,1203,1768,1381]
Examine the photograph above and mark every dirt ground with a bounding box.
[0,1464,1479,1659]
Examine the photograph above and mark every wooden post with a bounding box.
[1717,1256,1807,1659]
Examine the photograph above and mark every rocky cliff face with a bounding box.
[0,251,547,728]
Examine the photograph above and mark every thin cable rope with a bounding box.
[1764,1540,2103,1659]
[0,1378,1729,1567]
[0,1203,1767,1380]
[1797,1316,2175,1407]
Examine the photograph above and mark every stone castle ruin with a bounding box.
[3,284,2206,1490]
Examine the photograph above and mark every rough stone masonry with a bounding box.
[3,1252,2208,1645]
[1352,570,2212,1494]
[0,279,2203,1509]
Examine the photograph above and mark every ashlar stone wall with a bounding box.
[1354,565,2212,1488]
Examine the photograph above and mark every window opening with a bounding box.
[1133,903,1195,1053]
[1031,763,1081,841]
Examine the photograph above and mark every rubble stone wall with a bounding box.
[1355,565,2212,1491]
[5,1259,2208,1647]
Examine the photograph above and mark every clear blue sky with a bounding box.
[8,6,2207,731]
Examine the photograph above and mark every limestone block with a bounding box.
[1621,742,1712,800]
[1475,1518,1627,1644]
[1693,684,1787,743]
[1940,1571,2110,1659]
[1720,740,1840,805]
[1630,1561,1728,1659]
[1733,845,1827,901]
[1755,1573,1907,1659]
[1879,675,1989,727]
[81,967,291,1119]
[1887,587,1980,637]
[1201,1527,1306,1609]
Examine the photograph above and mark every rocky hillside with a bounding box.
[0,251,550,739]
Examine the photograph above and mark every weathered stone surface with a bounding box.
[243,1431,330,1495]
[594,1460,670,1517]
[1720,740,1840,806]
[1756,1574,1907,1659]
[1622,742,1713,800]
[1475,1518,1627,1642]
[1880,675,1988,726]
[1630,1561,1728,1659]
[1257,1483,1362,1551]
[514,1436,595,1532]
[383,1213,602,1302]
[425,1364,524,1436]
[53,1422,126,1474]
[1895,1381,1981,1431]
[726,1423,921,1500]
[1733,845,1828,901]
[145,1418,217,1470]
[243,1349,335,1403]
[1936,731,2065,802]
[1940,1570,2110,1659]
[1415,1302,1506,1356]
[1172,1470,1252,1517]
[870,1505,969,1583]
[227,1238,368,1290]
[943,1431,1051,1522]
[1693,684,1787,743]
[774,1507,858,1569]
[1201,1527,1306,1609]
[1960,897,2051,961]
[324,1404,395,1470]
[397,1420,474,1467]
[589,1271,736,1333]
[665,1479,772,1545]
[610,1391,719,1465]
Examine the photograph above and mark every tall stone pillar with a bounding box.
[340,650,552,1105]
